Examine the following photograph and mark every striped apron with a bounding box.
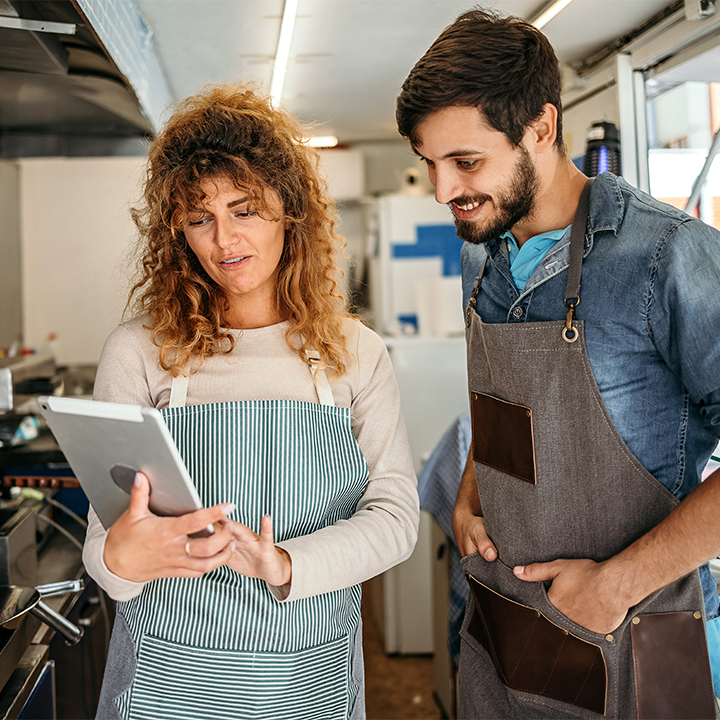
[97,356,370,720]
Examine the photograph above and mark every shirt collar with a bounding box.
[585,172,624,238]
[487,171,625,258]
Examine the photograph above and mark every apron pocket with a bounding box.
[471,391,536,484]
[631,610,715,720]
[126,634,353,720]
[465,573,607,715]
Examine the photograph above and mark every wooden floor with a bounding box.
[363,609,443,720]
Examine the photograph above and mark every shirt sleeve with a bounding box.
[649,216,720,435]
[274,324,419,601]
[82,324,150,600]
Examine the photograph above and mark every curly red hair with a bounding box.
[128,83,354,376]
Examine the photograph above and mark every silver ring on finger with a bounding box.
[185,541,192,558]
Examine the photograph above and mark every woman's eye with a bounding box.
[234,209,256,218]
[187,215,209,227]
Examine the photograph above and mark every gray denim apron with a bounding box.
[459,180,716,719]
[96,356,369,720]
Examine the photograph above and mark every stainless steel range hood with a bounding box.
[0,0,171,157]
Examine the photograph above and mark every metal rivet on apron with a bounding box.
[535,611,541,618]
[562,325,579,343]
[473,393,478,400]
[694,611,702,620]
[632,617,640,625]
[605,634,614,643]
[526,410,531,417]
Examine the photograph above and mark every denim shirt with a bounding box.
[461,172,720,619]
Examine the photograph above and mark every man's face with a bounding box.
[413,106,539,244]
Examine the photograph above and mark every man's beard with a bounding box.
[453,145,539,245]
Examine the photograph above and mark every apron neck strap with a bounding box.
[563,177,594,308]
[169,373,189,408]
[304,350,336,407]
[561,177,593,343]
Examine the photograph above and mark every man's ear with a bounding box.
[528,103,558,153]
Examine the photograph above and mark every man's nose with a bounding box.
[433,167,462,205]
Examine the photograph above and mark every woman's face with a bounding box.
[183,176,286,328]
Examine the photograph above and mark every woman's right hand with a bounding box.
[103,472,236,582]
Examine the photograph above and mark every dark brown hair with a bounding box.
[129,83,353,375]
[396,7,564,150]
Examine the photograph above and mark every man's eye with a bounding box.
[457,160,478,169]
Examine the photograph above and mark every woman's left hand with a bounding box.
[226,515,292,587]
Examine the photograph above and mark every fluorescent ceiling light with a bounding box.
[270,0,299,105]
[306,135,338,148]
[531,0,575,29]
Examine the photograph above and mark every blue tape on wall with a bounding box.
[391,225,462,276]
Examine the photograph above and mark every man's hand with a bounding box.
[453,509,497,560]
[452,449,497,560]
[514,558,629,634]
[104,472,237,582]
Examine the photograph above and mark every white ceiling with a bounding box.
[136,0,675,143]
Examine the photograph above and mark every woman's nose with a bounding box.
[214,216,237,248]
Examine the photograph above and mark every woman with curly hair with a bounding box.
[83,83,418,720]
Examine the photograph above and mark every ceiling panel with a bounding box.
[0,0,689,150]
[136,0,674,142]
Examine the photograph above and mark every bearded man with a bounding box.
[397,8,720,719]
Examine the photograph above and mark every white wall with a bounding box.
[15,145,428,364]
[562,85,619,162]
[0,161,22,351]
[20,157,146,365]
[652,82,712,149]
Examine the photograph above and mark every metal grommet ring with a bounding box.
[185,541,192,558]
[562,326,579,343]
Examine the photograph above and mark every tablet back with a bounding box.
[37,396,204,530]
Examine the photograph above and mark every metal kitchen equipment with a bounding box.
[0,580,84,645]
[0,354,59,414]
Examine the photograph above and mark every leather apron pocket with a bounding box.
[631,611,715,720]
[121,633,354,720]
[470,391,536,484]
[465,573,607,715]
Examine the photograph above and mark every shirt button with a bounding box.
[512,307,523,318]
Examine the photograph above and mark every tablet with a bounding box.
[37,396,209,533]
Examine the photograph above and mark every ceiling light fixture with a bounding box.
[531,0,575,29]
[270,0,299,105]
[306,135,339,148]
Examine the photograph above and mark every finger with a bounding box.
[186,523,235,558]
[514,560,559,582]
[259,515,275,546]
[127,472,151,518]
[172,544,236,578]
[228,521,259,543]
[473,534,498,562]
[175,502,236,536]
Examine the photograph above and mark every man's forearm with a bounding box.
[452,448,499,559]
[604,466,720,609]
[456,448,482,516]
